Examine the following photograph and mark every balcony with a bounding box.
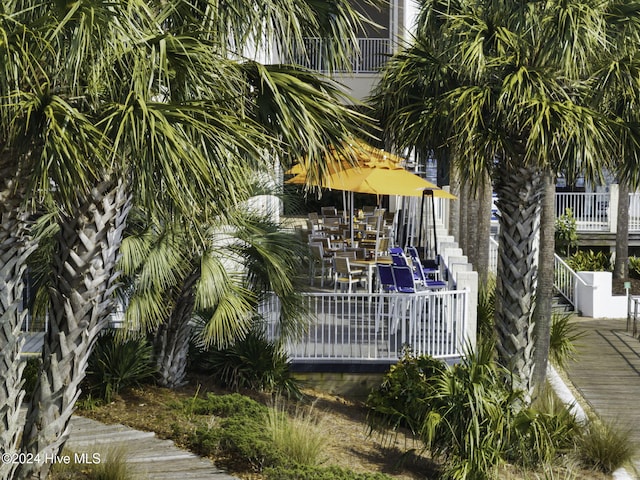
[291,37,392,74]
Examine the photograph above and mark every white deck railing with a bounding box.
[555,192,610,231]
[261,290,468,362]
[291,37,392,73]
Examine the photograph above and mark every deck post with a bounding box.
[456,270,478,352]
[609,184,619,234]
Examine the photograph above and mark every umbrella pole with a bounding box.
[350,191,355,246]
[429,191,438,262]
[418,191,425,252]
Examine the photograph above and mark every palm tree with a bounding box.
[0,1,369,478]
[119,197,307,389]
[370,0,620,402]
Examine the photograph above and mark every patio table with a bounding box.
[351,256,392,294]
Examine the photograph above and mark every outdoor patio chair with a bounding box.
[406,246,440,281]
[321,206,338,217]
[376,263,397,293]
[333,256,367,293]
[309,243,333,288]
[391,265,418,294]
[390,265,419,338]
[375,263,398,332]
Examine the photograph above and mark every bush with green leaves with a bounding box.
[566,250,610,272]
[629,256,640,279]
[181,393,281,471]
[198,330,301,397]
[86,330,156,402]
[367,350,444,435]
[549,313,584,369]
[265,465,396,480]
[367,345,584,479]
[21,356,41,402]
[555,208,578,257]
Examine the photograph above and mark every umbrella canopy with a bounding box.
[286,140,456,199]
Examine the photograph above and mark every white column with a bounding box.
[609,183,619,234]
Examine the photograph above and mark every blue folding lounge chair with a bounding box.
[376,263,397,293]
[406,246,440,281]
[392,265,417,293]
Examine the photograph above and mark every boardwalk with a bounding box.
[564,317,640,475]
[66,415,239,480]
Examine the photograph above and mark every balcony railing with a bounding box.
[261,290,468,362]
[290,37,392,74]
[555,192,610,231]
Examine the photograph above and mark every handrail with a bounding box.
[490,236,584,310]
[553,254,588,309]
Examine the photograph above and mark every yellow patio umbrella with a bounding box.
[286,160,456,199]
[286,141,456,253]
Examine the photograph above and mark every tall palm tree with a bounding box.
[370,0,620,402]
[1,1,369,478]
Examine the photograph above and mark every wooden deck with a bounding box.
[564,317,640,454]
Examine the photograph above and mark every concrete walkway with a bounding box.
[563,317,640,478]
[66,415,239,479]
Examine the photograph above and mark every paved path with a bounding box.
[563,317,640,477]
[66,415,239,480]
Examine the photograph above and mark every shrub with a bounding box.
[21,356,41,402]
[555,208,578,257]
[266,400,329,466]
[265,465,396,480]
[367,345,586,480]
[576,419,636,473]
[629,256,640,279]
[86,330,156,402]
[549,313,584,369]
[366,350,445,435]
[566,250,610,272]
[185,392,268,418]
[181,393,281,471]
[199,330,301,397]
[219,414,283,471]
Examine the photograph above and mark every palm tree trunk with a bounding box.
[154,270,199,389]
[614,180,630,279]
[0,178,34,480]
[448,160,461,244]
[466,185,479,268]
[475,173,493,284]
[494,164,543,404]
[18,179,130,480]
[533,170,556,388]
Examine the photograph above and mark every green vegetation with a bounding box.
[195,330,302,398]
[264,465,396,480]
[171,392,363,476]
[576,419,637,474]
[366,348,612,479]
[566,250,611,272]
[629,256,640,278]
[549,314,585,370]
[50,447,134,480]
[21,357,41,402]
[266,400,329,466]
[555,209,579,257]
[85,331,156,403]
